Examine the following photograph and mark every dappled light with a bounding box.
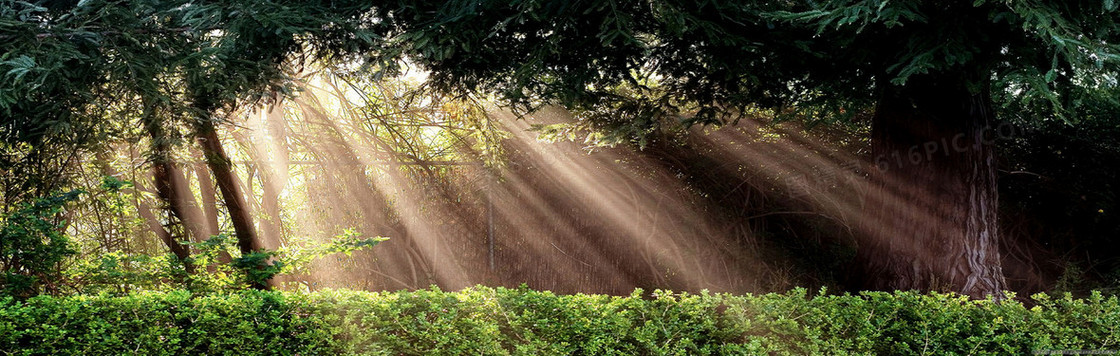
[54,67,1052,296]
[5,1,1120,353]
[207,72,782,293]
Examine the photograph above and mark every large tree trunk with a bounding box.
[858,73,1007,299]
[150,160,198,268]
[195,118,271,290]
[169,164,210,244]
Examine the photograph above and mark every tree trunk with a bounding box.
[261,104,289,251]
[195,118,270,290]
[150,162,199,269]
[230,130,284,251]
[857,73,1007,299]
[130,178,174,253]
[257,166,284,250]
[142,114,197,273]
[193,160,221,237]
[192,156,233,265]
[171,164,210,244]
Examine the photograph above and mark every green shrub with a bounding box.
[0,191,81,297]
[62,231,386,295]
[1,287,1118,355]
[0,291,333,355]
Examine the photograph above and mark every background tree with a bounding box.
[350,0,1120,298]
[0,0,368,291]
[5,0,1119,297]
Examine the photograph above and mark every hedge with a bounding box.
[0,287,1117,355]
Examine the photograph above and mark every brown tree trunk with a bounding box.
[192,157,233,265]
[257,167,284,250]
[261,105,289,251]
[170,164,210,244]
[193,160,221,237]
[143,117,197,274]
[130,178,174,253]
[195,118,270,290]
[857,73,1007,299]
[230,130,284,251]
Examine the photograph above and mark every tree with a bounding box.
[351,1,1120,298]
[0,0,398,289]
[5,0,1116,297]
[0,0,335,288]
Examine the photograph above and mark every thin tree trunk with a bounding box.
[258,167,284,250]
[194,160,221,237]
[857,73,1007,299]
[171,164,209,244]
[142,116,196,273]
[230,130,284,251]
[261,104,289,250]
[193,156,233,265]
[94,149,162,254]
[195,118,270,290]
[130,178,174,253]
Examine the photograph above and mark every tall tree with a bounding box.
[6,0,1117,297]
[352,0,1120,298]
[0,0,346,287]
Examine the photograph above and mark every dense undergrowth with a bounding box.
[0,286,1117,355]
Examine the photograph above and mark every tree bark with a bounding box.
[230,130,284,251]
[192,157,233,265]
[261,104,289,251]
[193,160,221,237]
[130,178,174,253]
[141,113,199,273]
[857,73,1007,299]
[195,118,270,290]
[257,166,284,250]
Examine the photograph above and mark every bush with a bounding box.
[0,191,81,297]
[0,287,1118,355]
[0,290,333,355]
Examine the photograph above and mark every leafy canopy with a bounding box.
[360,0,1120,130]
[7,0,1116,148]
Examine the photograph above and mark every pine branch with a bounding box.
[0,26,214,40]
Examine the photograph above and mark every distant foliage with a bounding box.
[64,231,386,294]
[0,191,81,297]
[1,287,1118,355]
[999,111,1120,294]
